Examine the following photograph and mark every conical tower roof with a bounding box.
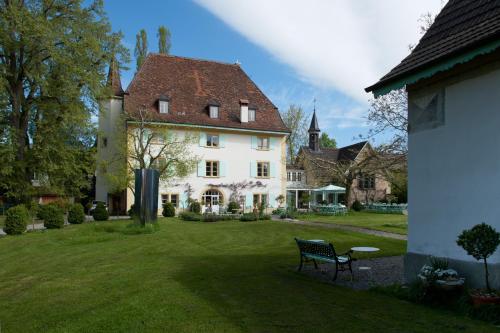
[107,57,124,96]
[308,110,320,133]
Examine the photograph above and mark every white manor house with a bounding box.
[96,54,290,215]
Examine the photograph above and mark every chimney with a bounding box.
[240,99,249,123]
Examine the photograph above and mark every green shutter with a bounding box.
[219,134,226,148]
[245,193,253,210]
[251,136,258,149]
[269,193,276,208]
[197,160,205,177]
[219,161,226,177]
[270,137,278,150]
[250,161,257,177]
[180,192,188,209]
[270,162,276,178]
[199,133,206,147]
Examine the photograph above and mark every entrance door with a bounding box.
[202,190,222,213]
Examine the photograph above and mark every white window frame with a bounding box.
[257,161,270,178]
[248,109,256,121]
[206,134,219,148]
[209,105,219,119]
[205,160,219,177]
[159,100,169,114]
[257,137,270,150]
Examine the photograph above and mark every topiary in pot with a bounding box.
[43,205,65,229]
[162,202,175,217]
[92,202,109,221]
[351,200,363,212]
[4,205,29,235]
[68,203,85,224]
[227,201,240,213]
[457,223,500,304]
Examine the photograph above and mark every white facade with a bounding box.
[408,67,500,266]
[129,126,287,214]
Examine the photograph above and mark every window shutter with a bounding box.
[270,137,278,150]
[199,133,206,147]
[245,193,253,209]
[270,162,277,178]
[219,161,227,177]
[269,193,276,208]
[219,134,226,148]
[180,192,188,209]
[251,136,258,149]
[250,161,257,177]
[197,160,205,177]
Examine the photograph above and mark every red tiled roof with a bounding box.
[124,54,290,133]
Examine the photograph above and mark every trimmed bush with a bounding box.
[4,205,29,235]
[189,201,201,214]
[162,202,176,217]
[201,214,234,222]
[92,202,109,221]
[68,203,85,224]
[179,212,202,221]
[259,214,271,221]
[227,201,240,213]
[43,205,65,229]
[240,213,258,222]
[352,200,363,212]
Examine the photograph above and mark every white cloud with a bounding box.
[194,0,444,103]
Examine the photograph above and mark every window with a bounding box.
[159,100,169,114]
[253,194,268,208]
[206,134,219,147]
[408,89,445,133]
[292,172,297,181]
[257,137,270,150]
[152,132,165,144]
[248,109,256,121]
[161,194,179,208]
[209,105,219,119]
[287,172,291,181]
[206,161,219,177]
[152,157,167,171]
[297,172,302,182]
[257,162,269,178]
[202,190,221,207]
[359,174,375,189]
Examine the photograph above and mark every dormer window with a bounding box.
[158,96,170,114]
[248,108,256,122]
[209,105,219,119]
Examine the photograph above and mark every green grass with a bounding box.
[0,218,495,332]
[297,211,408,235]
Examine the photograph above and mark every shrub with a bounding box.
[67,203,85,224]
[128,204,137,217]
[162,202,176,217]
[43,205,65,229]
[259,214,271,221]
[227,201,240,213]
[4,205,29,235]
[457,223,500,291]
[92,202,109,221]
[201,214,234,222]
[351,200,363,211]
[179,212,202,221]
[52,198,71,213]
[240,213,258,222]
[189,201,201,214]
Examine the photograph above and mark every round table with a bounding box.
[309,239,325,243]
[351,246,380,252]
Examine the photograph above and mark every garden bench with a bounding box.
[294,238,354,281]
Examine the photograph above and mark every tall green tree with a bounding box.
[157,25,171,54]
[320,133,337,148]
[280,105,308,163]
[0,0,128,203]
[135,29,148,70]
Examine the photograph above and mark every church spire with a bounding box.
[107,57,124,97]
[308,101,320,151]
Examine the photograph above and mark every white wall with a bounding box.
[408,68,500,264]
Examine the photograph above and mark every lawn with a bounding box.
[297,211,408,235]
[0,218,495,332]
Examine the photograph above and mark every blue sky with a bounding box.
[104,0,443,147]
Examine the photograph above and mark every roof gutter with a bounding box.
[366,39,500,97]
[126,120,290,135]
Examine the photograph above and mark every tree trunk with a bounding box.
[484,258,490,291]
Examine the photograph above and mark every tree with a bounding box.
[0,0,128,203]
[135,29,148,70]
[157,25,171,54]
[280,105,308,163]
[103,108,200,195]
[320,133,337,148]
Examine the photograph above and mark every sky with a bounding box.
[103,0,444,147]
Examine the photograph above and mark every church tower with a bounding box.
[308,110,320,152]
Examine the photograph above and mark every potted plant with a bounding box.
[457,223,500,306]
[417,257,465,291]
[276,194,285,208]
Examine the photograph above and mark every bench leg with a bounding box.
[332,263,339,281]
[312,259,318,270]
[298,255,304,271]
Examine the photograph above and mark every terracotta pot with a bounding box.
[471,292,500,306]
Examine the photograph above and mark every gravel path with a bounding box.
[297,255,404,290]
[273,217,407,240]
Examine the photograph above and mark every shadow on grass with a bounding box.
[169,253,487,333]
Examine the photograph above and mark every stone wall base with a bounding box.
[404,252,500,289]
